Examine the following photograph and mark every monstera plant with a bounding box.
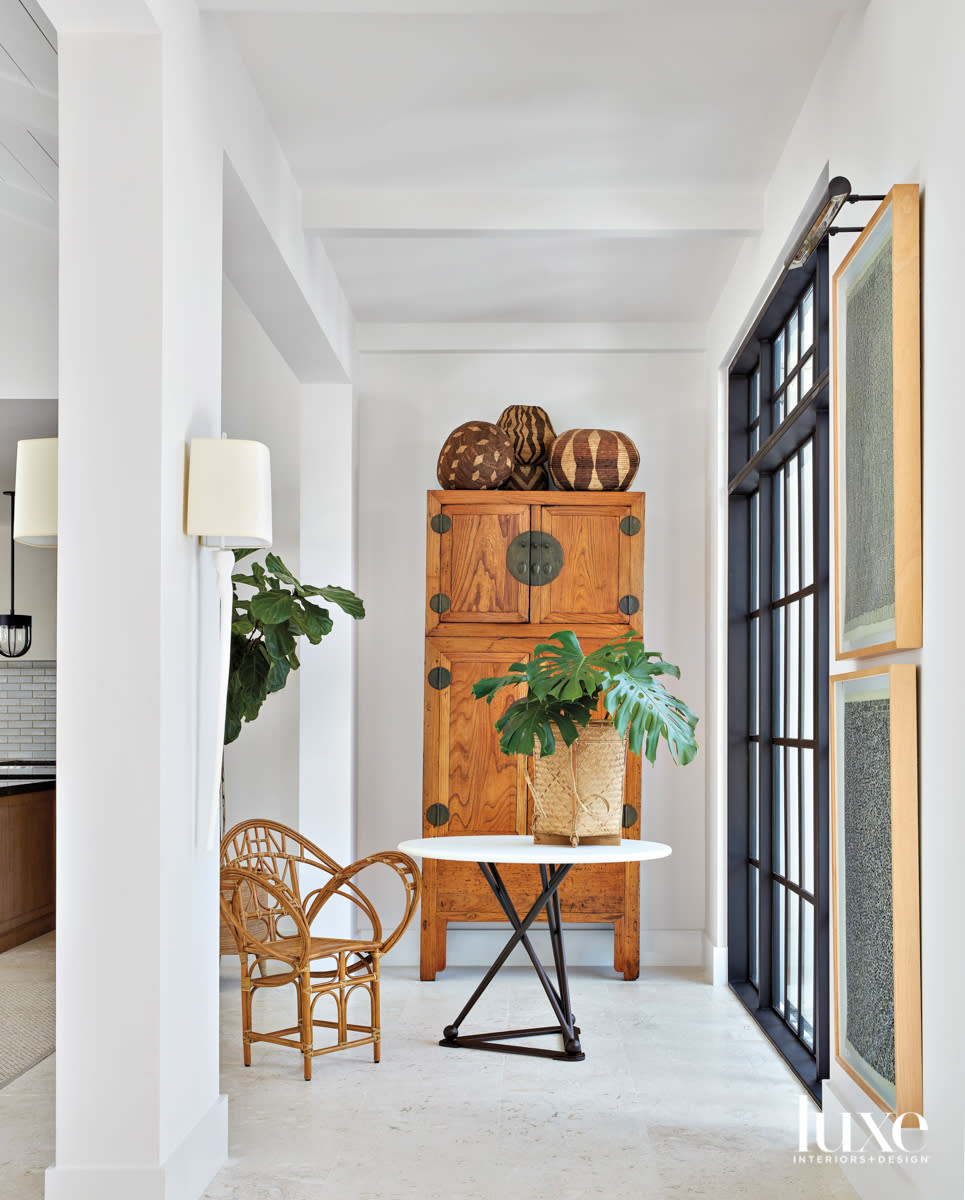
[225,550,364,744]
[472,629,699,765]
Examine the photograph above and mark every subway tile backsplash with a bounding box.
[0,661,56,759]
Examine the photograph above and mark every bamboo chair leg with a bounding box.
[241,962,252,1068]
[300,971,313,1081]
[373,954,382,1064]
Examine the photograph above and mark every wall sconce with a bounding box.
[185,435,272,849]
[13,438,58,547]
[0,492,31,658]
[786,176,852,269]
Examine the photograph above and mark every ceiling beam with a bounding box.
[201,0,866,12]
[0,76,57,138]
[302,187,762,238]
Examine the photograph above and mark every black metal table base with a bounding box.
[438,861,586,1062]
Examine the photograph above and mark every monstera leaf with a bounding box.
[225,550,364,745]
[473,629,699,768]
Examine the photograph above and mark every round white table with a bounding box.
[398,835,672,1062]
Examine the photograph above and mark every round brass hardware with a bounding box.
[506,531,564,586]
[619,594,640,616]
[622,804,638,829]
[426,804,450,827]
[428,667,451,690]
[431,514,452,534]
[429,593,451,614]
[620,515,642,536]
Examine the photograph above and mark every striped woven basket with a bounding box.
[531,722,627,846]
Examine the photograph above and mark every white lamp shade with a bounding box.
[13,438,58,547]
[185,437,272,549]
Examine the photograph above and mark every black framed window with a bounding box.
[727,244,830,1101]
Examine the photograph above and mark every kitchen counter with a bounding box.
[0,778,55,795]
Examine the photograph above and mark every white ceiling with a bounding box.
[0,1,854,326]
[222,3,848,324]
[0,0,56,233]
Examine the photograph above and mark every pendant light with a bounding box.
[0,491,32,658]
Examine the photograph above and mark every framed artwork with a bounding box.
[830,664,922,1120]
[833,184,921,658]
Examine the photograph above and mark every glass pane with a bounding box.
[802,593,814,741]
[773,883,786,1017]
[802,748,814,895]
[801,899,815,1049]
[800,354,814,397]
[787,598,800,739]
[774,606,785,738]
[750,369,760,420]
[801,286,814,352]
[787,746,799,886]
[787,454,800,596]
[750,423,760,455]
[773,745,785,877]
[749,616,759,735]
[750,491,759,611]
[787,891,800,1032]
[749,864,760,989]
[774,470,785,600]
[787,309,799,370]
[749,742,759,859]
[786,374,799,413]
[801,441,814,588]
[773,331,785,391]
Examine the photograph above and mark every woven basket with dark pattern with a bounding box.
[436,421,515,489]
[498,404,555,490]
[548,428,640,491]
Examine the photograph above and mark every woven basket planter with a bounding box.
[531,722,627,846]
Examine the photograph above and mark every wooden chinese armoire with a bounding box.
[421,489,645,981]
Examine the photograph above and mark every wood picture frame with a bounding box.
[832,184,921,659]
[830,664,922,1120]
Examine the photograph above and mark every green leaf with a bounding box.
[472,663,528,703]
[231,617,255,636]
[266,655,291,694]
[249,590,294,623]
[263,622,296,660]
[601,658,699,765]
[524,631,609,702]
[233,548,256,564]
[231,573,261,588]
[300,584,365,619]
[265,553,299,588]
[493,694,594,757]
[290,599,334,644]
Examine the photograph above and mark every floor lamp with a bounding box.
[185,436,272,850]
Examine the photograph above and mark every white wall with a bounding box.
[707,2,965,1196]
[357,339,710,967]
[221,275,302,833]
[0,214,58,663]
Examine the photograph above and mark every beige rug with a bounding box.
[0,932,55,1089]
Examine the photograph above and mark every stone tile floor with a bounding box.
[0,942,859,1199]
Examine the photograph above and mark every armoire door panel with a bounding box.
[436,504,530,626]
[534,504,636,627]
[424,641,530,837]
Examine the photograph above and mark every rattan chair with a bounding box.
[219,819,421,1080]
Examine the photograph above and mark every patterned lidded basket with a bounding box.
[531,722,627,846]
[548,428,640,491]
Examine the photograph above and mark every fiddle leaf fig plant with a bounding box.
[225,550,364,745]
[472,630,699,765]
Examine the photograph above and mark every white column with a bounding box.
[298,384,358,893]
[45,4,227,1197]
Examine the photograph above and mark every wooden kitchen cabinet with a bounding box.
[421,490,645,980]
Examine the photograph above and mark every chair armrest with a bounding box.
[304,851,421,956]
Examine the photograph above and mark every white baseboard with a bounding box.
[702,932,728,985]
[395,926,704,970]
[45,1094,228,1200]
